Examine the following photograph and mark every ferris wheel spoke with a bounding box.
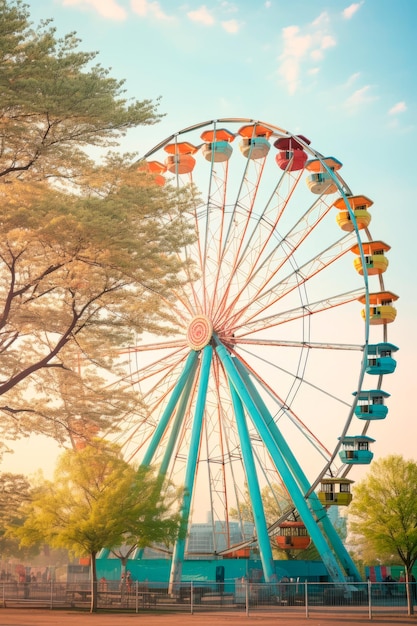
[215,193,340,329]
[213,173,304,327]
[234,337,363,351]
[222,231,358,330]
[212,161,270,319]
[229,287,365,336]
[231,349,344,457]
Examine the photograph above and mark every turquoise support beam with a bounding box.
[169,346,213,592]
[159,369,197,477]
[214,338,347,584]
[142,351,199,467]
[229,383,276,582]
[234,358,361,582]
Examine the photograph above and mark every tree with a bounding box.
[0,0,196,446]
[348,455,417,615]
[12,441,182,612]
[1,1,161,183]
[0,472,35,559]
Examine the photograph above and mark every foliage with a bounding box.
[11,440,182,611]
[0,471,36,558]
[0,0,162,183]
[0,0,197,446]
[348,455,417,614]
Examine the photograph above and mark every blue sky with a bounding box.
[5,0,417,478]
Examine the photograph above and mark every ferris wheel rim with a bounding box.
[122,118,396,563]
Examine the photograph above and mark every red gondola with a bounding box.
[275,521,311,550]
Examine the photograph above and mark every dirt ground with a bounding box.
[1,609,417,626]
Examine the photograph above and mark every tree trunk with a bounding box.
[90,552,98,613]
[406,568,414,616]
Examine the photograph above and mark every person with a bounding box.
[23,573,31,599]
[126,571,132,593]
[384,574,394,596]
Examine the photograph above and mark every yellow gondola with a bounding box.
[333,194,373,231]
[318,478,354,506]
[350,240,390,275]
[358,291,399,325]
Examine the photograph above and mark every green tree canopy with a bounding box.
[0,0,196,446]
[11,440,182,612]
[0,0,161,183]
[348,454,417,614]
[0,471,34,559]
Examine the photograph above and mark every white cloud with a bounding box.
[345,85,377,110]
[186,5,241,33]
[277,13,336,94]
[221,19,241,34]
[321,34,337,50]
[220,1,238,13]
[342,2,363,20]
[312,11,330,28]
[344,72,361,87]
[389,101,407,115]
[187,5,215,25]
[131,0,174,21]
[278,26,313,94]
[62,0,127,20]
[265,1,272,7]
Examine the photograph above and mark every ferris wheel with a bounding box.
[117,119,398,585]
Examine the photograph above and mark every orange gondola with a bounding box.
[137,160,167,186]
[223,548,251,559]
[275,521,311,550]
[164,142,198,174]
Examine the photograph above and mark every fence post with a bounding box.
[190,581,194,615]
[245,580,249,616]
[305,580,309,618]
[50,580,53,610]
[368,579,372,620]
[135,580,139,613]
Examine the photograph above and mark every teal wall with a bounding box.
[96,557,329,586]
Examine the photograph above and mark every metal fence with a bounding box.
[1,579,416,618]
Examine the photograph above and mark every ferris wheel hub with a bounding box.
[187,315,213,351]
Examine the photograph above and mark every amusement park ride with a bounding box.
[114,119,398,588]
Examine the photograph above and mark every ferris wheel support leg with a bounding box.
[141,351,199,467]
[159,366,198,477]
[229,383,276,583]
[214,338,346,584]
[168,346,213,596]
[234,360,361,581]
[233,358,362,582]
[234,359,362,582]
